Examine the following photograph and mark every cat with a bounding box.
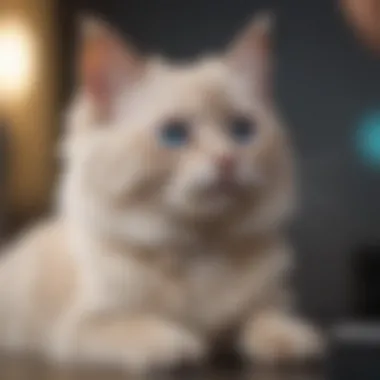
[0,13,323,373]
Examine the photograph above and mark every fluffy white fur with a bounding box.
[0,13,322,373]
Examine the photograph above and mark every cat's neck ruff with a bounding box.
[64,193,280,262]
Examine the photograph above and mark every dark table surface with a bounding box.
[0,357,324,380]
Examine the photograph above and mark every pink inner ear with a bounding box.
[86,67,111,106]
[239,31,273,101]
[255,34,273,101]
[81,37,116,115]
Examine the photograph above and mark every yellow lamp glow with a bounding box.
[0,18,35,102]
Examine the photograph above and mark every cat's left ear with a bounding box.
[76,15,146,120]
[225,12,274,99]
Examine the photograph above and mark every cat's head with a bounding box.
[61,14,294,247]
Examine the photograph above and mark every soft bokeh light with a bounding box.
[340,0,380,53]
[0,18,35,102]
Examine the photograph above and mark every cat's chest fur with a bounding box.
[92,237,287,333]
[179,245,285,331]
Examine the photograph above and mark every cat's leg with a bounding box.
[239,308,323,365]
[237,241,324,365]
[48,313,206,373]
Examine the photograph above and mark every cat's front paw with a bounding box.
[240,312,324,365]
[50,316,206,374]
[121,321,206,372]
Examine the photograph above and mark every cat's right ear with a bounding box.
[225,12,274,100]
[75,15,145,121]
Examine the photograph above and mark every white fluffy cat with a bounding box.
[0,13,322,373]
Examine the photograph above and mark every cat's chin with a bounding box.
[169,196,237,222]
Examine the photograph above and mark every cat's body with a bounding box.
[0,15,322,372]
[0,218,289,357]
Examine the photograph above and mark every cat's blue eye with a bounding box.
[229,116,255,144]
[160,120,190,147]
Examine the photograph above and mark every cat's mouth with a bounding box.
[207,178,244,197]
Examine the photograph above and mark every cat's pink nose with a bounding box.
[217,155,236,177]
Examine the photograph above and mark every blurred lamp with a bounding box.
[0,18,35,102]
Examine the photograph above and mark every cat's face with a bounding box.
[63,14,293,244]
